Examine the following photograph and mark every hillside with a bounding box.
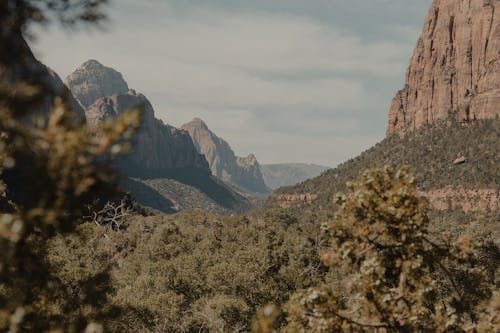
[261,163,330,190]
[267,118,499,215]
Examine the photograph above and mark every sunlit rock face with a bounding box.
[387,0,500,135]
[182,118,269,194]
[65,59,129,109]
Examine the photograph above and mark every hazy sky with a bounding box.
[32,0,433,166]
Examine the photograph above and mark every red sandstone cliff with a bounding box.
[387,0,499,135]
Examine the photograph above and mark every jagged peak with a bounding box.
[80,59,105,69]
[65,59,130,109]
[183,117,209,130]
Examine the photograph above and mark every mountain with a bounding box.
[66,61,251,214]
[85,90,208,176]
[266,0,499,229]
[260,163,330,190]
[388,0,499,135]
[181,118,269,194]
[65,59,129,109]
[1,34,85,121]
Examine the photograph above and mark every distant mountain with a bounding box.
[182,118,269,194]
[66,61,251,214]
[388,0,499,135]
[260,163,330,190]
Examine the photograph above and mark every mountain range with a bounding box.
[64,60,251,214]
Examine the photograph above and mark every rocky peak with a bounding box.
[387,0,499,135]
[65,59,129,109]
[182,118,269,194]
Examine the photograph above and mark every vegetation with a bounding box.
[0,1,497,332]
[0,1,143,331]
[270,117,500,213]
[267,167,498,332]
[47,210,326,332]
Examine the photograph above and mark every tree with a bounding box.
[0,1,142,331]
[279,167,497,332]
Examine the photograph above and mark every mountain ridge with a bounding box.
[182,118,269,194]
[65,61,251,214]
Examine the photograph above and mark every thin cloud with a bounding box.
[31,0,431,166]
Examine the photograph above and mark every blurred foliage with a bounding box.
[280,167,498,332]
[0,0,143,331]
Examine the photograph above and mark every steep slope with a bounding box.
[66,61,251,214]
[267,119,499,215]
[1,34,85,121]
[86,90,208,176]
[182,118,269,194]
[261,163,330,190]
[388,0,500,135]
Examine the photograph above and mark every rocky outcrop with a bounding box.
[388,0,500,135]
[86,90,209,176]
[261,163,330,189]
[422,188,499,212]
[273,193,319,209]
[65,60,129,109]
[182,118,269,193]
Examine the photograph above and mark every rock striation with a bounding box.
[387,0,500,135]
[65,60,129,109]
[182,118,269,193]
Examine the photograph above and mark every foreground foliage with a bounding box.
[281,167,498,332]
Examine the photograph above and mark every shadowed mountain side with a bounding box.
[125,178,177,214]
[126,175,252,215]
[122,167,250,212]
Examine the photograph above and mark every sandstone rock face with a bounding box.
[182,118,269,193]
[86,90,208,176]
[65,60,129,109]
[388,0,500,135]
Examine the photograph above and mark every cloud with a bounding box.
[31,0,431,166]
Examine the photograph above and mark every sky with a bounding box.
[31,0,434,167]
